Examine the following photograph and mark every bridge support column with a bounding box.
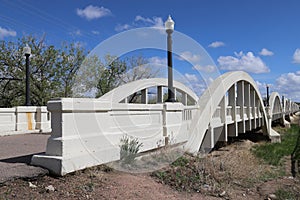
[200,125,214,152]
[182,93,188,106]
[141,89,148,104]
[237,81,245,133]
[162,103,185,146]
[252,90,257,129]
[220,96,227,142]
[228,84,238,137]
[244,83,251,131]
[265,106,272,135]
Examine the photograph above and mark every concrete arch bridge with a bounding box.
[32,71,299,175]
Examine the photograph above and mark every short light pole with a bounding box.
[266,84,270,107]
[23,44,31,106]
[165,15,176,102]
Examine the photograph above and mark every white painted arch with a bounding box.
[269,92,283,120]
[99,78,199,104]
[185,71,272,153]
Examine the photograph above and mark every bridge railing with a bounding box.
[0,106,51,135]
[182,105,198,121]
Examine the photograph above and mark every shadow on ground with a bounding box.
[0,152,44,164]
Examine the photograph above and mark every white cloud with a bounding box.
[255,80,270,96]
[114,15,164,32]
[74,30,81,36]
[115,24,131,32]
[135,15,154,23]
[178,51,201,63]
[0,27,16,39]
[259,48,274,56]
[91,30,100,35]
[275,71,300,101]
[255,80,264,90]
[134,15,164,29]
[70,29,82,37]
[218,51,270,74]
[292,48,300,64]
[193,64,217,73]
[184,73,198,82]
[76,5,111,20]
[148,56,167,66]
[208,41,225,48]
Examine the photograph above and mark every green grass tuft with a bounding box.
[252,124,300,166]
[275,188,297,200]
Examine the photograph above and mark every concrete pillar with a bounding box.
[182,93,188,106]
[174,88,177,101]
[252,91,257,129]
[141,89,148,104]
[162,102,185,145]
[228,84,236,120]
[221,96,227,141]
[257,100,262,127]
[228,84,238,137]
[209,125,214,149]
[220,96,226,123]
[237,81,245,133]
[244,83,251,131]
[36,106,51,133]
[157,86,163,103]
[15,106,37,131]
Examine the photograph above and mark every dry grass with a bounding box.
[152,140,285,199]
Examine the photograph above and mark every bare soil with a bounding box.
[0,165,218,200]
[0,138,299,200]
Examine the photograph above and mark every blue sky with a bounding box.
[1,0,300,101]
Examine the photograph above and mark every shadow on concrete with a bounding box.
[232,132,270,143]
[0,152,44,164]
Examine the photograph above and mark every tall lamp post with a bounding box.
[23,44,31,106]
[266,84,270,107]
[165,15,176,102]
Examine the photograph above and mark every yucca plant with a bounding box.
[119,135,143,165]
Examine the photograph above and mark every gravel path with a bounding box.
[0,134,50,183]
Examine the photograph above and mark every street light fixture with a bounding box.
[165,15,175,102]
[23,44,31,106]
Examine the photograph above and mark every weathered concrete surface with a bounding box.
[0,134,50,183]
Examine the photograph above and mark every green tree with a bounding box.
[55,42,85,98]
[95,55,159,99]
[96,55,127,97]
[72,55,104,97]
[0,35,85,107]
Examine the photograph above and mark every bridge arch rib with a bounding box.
[185,71,280,154]
[99,78,199,105]
[269,92,284,123]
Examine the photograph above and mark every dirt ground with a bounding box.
[0,166,219,200]
[0,117,299,199]
[0,138,299,200]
